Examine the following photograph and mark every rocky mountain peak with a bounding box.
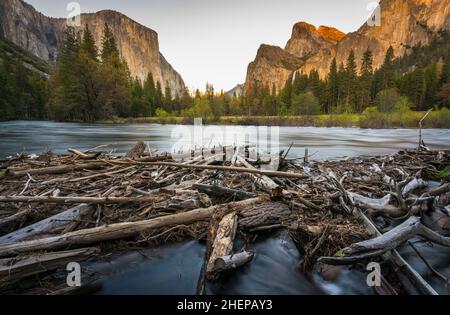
[317,25,345,42]
[285,21,344,58]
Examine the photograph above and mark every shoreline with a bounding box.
[100,110,450,129]
[1,110,450,129]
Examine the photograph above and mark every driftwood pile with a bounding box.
[0,142,449,295]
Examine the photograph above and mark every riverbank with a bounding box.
[99,108,450,128]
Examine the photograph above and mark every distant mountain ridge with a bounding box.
[0,0,185,94]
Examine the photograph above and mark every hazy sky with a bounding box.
[25,0,377,91]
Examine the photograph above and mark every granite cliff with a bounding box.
[0,0,185,94]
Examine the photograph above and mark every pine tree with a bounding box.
[155,81,163,107]
[81,25,98,61]
[78,25,102,121]
[360,48,374,111]
[381,46,395,90]
[143,72,156,115]
[99,23,131,117]
[164,82,172,111]
[423,64,439,109]
[101,23,119,63]
[327,58,339,113]
[51,26,82,121]
[345,50,358,112]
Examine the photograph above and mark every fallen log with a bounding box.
[68,148,100,160]
[0,204,93,245]
[206,212,238,277]
[0,197,265,257]
[193,183,256,200]
[126,141,146,159]
[236,156,283,197]
[152,190,212,212]
[347,193,393,211]
[319,216,450,264]
[0,209,31,231]
[0,195,169,205]
[239,202,291,230]
[213,251,254,272]
[0,162,105,179]
[0,247,99,289]
[143,161,308,180]
[402,178,428,197]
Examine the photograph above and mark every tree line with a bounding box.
[0,26,449,122]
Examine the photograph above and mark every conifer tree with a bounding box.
[360,48,374,111]
[327,58,339,113]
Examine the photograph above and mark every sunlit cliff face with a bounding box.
[245,0,450,93]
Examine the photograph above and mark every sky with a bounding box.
[25,0,378,92]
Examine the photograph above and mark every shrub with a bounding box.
[376,89,401,112]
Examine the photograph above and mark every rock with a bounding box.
[244,44,303,94]
[285,22,345,59]
[0,0,185,94]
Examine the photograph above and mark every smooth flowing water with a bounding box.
[1,121,449,159]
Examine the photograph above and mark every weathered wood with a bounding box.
[239,202,290,230]
[0,195,171,205]
[320,216,450,264]
[213,251,254,272]
[152,190,212,212]
[0,197,265,257]
[0,209,31,231]
[237,156,283,197]
[0,247,99,288]
[194,183,256,200]
[143,160,307,180]
[402,178,428,197]
[68,148,100,160]
[126,141,146,159]
[354,207,438,295]
[0,162,105,179]
[0,204,93,245]
[347,192,393,211]
[206,212,238,276]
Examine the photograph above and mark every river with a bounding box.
[1,121,449,159]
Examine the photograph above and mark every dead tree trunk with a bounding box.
[0,204,93,245]
[0,247,99,289]
[319,216,450,264]
[0,197,266,258]
[237,156,283,197]
[206,212,238,277]
[213,251,254,272]
[0,162,106,179]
